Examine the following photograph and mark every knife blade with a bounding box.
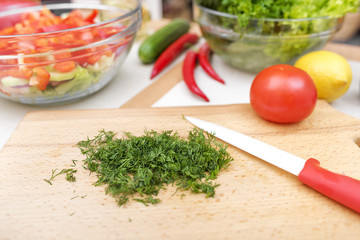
[185,116,360,214]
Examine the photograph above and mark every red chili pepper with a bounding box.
[198,42,225,84]
[183,50,209,102]
[151,33,199,79]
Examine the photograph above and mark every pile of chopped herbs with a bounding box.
[77,128,233,206]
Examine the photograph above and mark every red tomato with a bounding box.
[32,67,50,90]
[40,23,69,33]
[54,61,76,72]
[250,64,317,123]
[8,67,33,79]
[84,9,98,23]
[0,0,40,30]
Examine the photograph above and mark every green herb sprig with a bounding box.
[44,168,77,185]
[77,128,233,206]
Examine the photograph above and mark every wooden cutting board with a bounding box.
[1,101,360,239]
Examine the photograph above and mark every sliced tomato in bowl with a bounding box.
[30,66,50,90]
[0,0,40,30]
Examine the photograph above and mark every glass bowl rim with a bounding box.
[0,1,141,60]
[194,1,342,22]
[0,21,139,60]
[0,1,141,38]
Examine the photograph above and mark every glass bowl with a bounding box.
[193,2,343,73]
[0,0,141,105]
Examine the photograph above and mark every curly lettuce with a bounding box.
[197,0,360,24]
[196,0,359,72]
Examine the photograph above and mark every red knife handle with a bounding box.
[298,158,360,214]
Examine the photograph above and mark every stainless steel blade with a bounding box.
[185,116,306,176]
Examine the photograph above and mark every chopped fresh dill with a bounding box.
[70,160,78,167]
[77,128,233,206]
[44,168,77,185]
[44,179,52,185]
[65,169,77,182]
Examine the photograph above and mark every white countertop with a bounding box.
[0,41,359,150]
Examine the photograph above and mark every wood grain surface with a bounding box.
[324,42,360,61]
[121,61,183,108]
[1,101,360,239]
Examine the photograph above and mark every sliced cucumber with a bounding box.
[49,68,77,82]
[1,76,28,87]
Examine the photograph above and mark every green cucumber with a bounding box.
[1,76,28,87]
[138,19,190,64]
[49,68,77,81]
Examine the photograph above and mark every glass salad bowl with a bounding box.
[0,0,141,105]
[193,2,343,73]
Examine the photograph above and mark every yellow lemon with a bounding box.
[294,50,352,102]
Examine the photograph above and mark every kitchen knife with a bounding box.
[185,116,360,214]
